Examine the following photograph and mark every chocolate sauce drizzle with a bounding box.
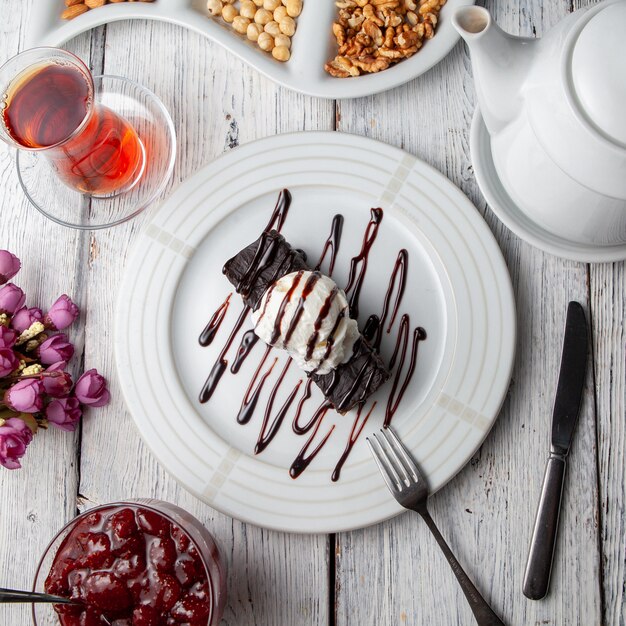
[199,293,232,347]
[199,305,250,404]
[236,345,275,425]
[197,191,426,482]
[289,409,335,479]
[264,188,292,233]
[331,402,376,482]
[344,208,383,320]
[384,315,427,427]
[315,214,344,276]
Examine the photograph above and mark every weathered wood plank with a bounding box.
[74,18,334,626]
[591,261,626,626]
[334,0,603,624]
[0,5,93,623]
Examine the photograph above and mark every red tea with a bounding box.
[2,62,144,195]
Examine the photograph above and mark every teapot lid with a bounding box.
[571,2,626,146]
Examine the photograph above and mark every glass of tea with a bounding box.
[0,47,145,197]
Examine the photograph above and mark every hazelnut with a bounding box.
[247,21,263,41]
[254,7,272,24]
[273,6,287,21]
[257,31,274,51]
[264,20,281,37]
[232,15,251,33]
[221,3,238,22]
[285,0,302,17]
[274,33,291,48]
[272,45,290,61]
[240,0,257,19]
[206,0,222,15]
[279,15,295,36]
[263,0,281,9]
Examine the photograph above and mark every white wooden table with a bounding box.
[1,1,624,624]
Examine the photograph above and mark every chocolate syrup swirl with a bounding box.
[305,287,338,362]
[289,409,335,479]
[373,249,407,351]
[283,271,322,346]
[384,315,426,427]
[264,188,292,233]
[344,208,383,320]
[236,346,275,425]
[199,305,250,404]
[331,402,376,482]
[315,214,344,276]
[269,270,304,345]
[198,192,426,482]
[254,359,300,455]
[199,293,232,347]
[231,330,259,374]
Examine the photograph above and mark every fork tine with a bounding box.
[376,429,411,486]
[383,427,420,483]
[367,435,402,493]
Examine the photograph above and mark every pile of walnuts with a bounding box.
[325,0,446,77]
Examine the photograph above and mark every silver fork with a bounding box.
[367,428,505,626]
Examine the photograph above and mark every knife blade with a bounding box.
[523,301,588,600]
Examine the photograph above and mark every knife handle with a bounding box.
[523,454,566,600]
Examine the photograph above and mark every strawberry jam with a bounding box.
[44,504,218,626]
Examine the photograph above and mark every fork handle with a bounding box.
[418,509,506,626]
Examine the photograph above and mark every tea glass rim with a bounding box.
[31,499,219,626]
[0,46,95,153]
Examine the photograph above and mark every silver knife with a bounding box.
[523,301,588,600]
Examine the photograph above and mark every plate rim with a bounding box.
[115,130,517,533]
[31,0,475,100]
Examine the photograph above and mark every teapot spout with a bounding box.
[452,6,536,134]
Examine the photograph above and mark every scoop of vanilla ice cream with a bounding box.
[251,270,360,375]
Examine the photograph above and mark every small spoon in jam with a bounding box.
[0,587,81,605]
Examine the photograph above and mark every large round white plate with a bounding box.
[29,0,473,100]
[471,109,626,262]
[115,131,516,533]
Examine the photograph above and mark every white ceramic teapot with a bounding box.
[452,1,626,249]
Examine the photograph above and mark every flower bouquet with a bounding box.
[0,250,110,470]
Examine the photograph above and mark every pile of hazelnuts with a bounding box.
[206,0,303,62]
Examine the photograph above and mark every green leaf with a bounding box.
[18,413,38,435]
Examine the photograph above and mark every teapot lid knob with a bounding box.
[571,2,626,147]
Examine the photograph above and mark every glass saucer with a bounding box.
[16,75,176,230]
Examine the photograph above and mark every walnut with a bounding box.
[326,0,445,77]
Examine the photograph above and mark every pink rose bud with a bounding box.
[4,379,44,413]
[37,334,74,365]
[0,417,33,469]
[11,307,43,333]
[46,397,82,432]
[0,284,26,315]
[0,348,19,377]
[74,369,110,407]
[43,370,73,398]
[44,295,79,331]
[0,326,17,348]
[46,361,67,372]
[0,251,21,285]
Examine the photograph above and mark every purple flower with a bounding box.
[11,307,43,333]
[46,361,67,372]
[43,370,73,398]
[0,417,33,469]
[44,295,79,331]
[37,334,74,365]
[0,326,17,348]
[74,369,110,407]
[46,397,82,432]
[4,379,44,413]
[0,348,19,377]
[0,284,25,315]
[0,251,20,285]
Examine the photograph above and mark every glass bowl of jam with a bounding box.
[32,500,227,626]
